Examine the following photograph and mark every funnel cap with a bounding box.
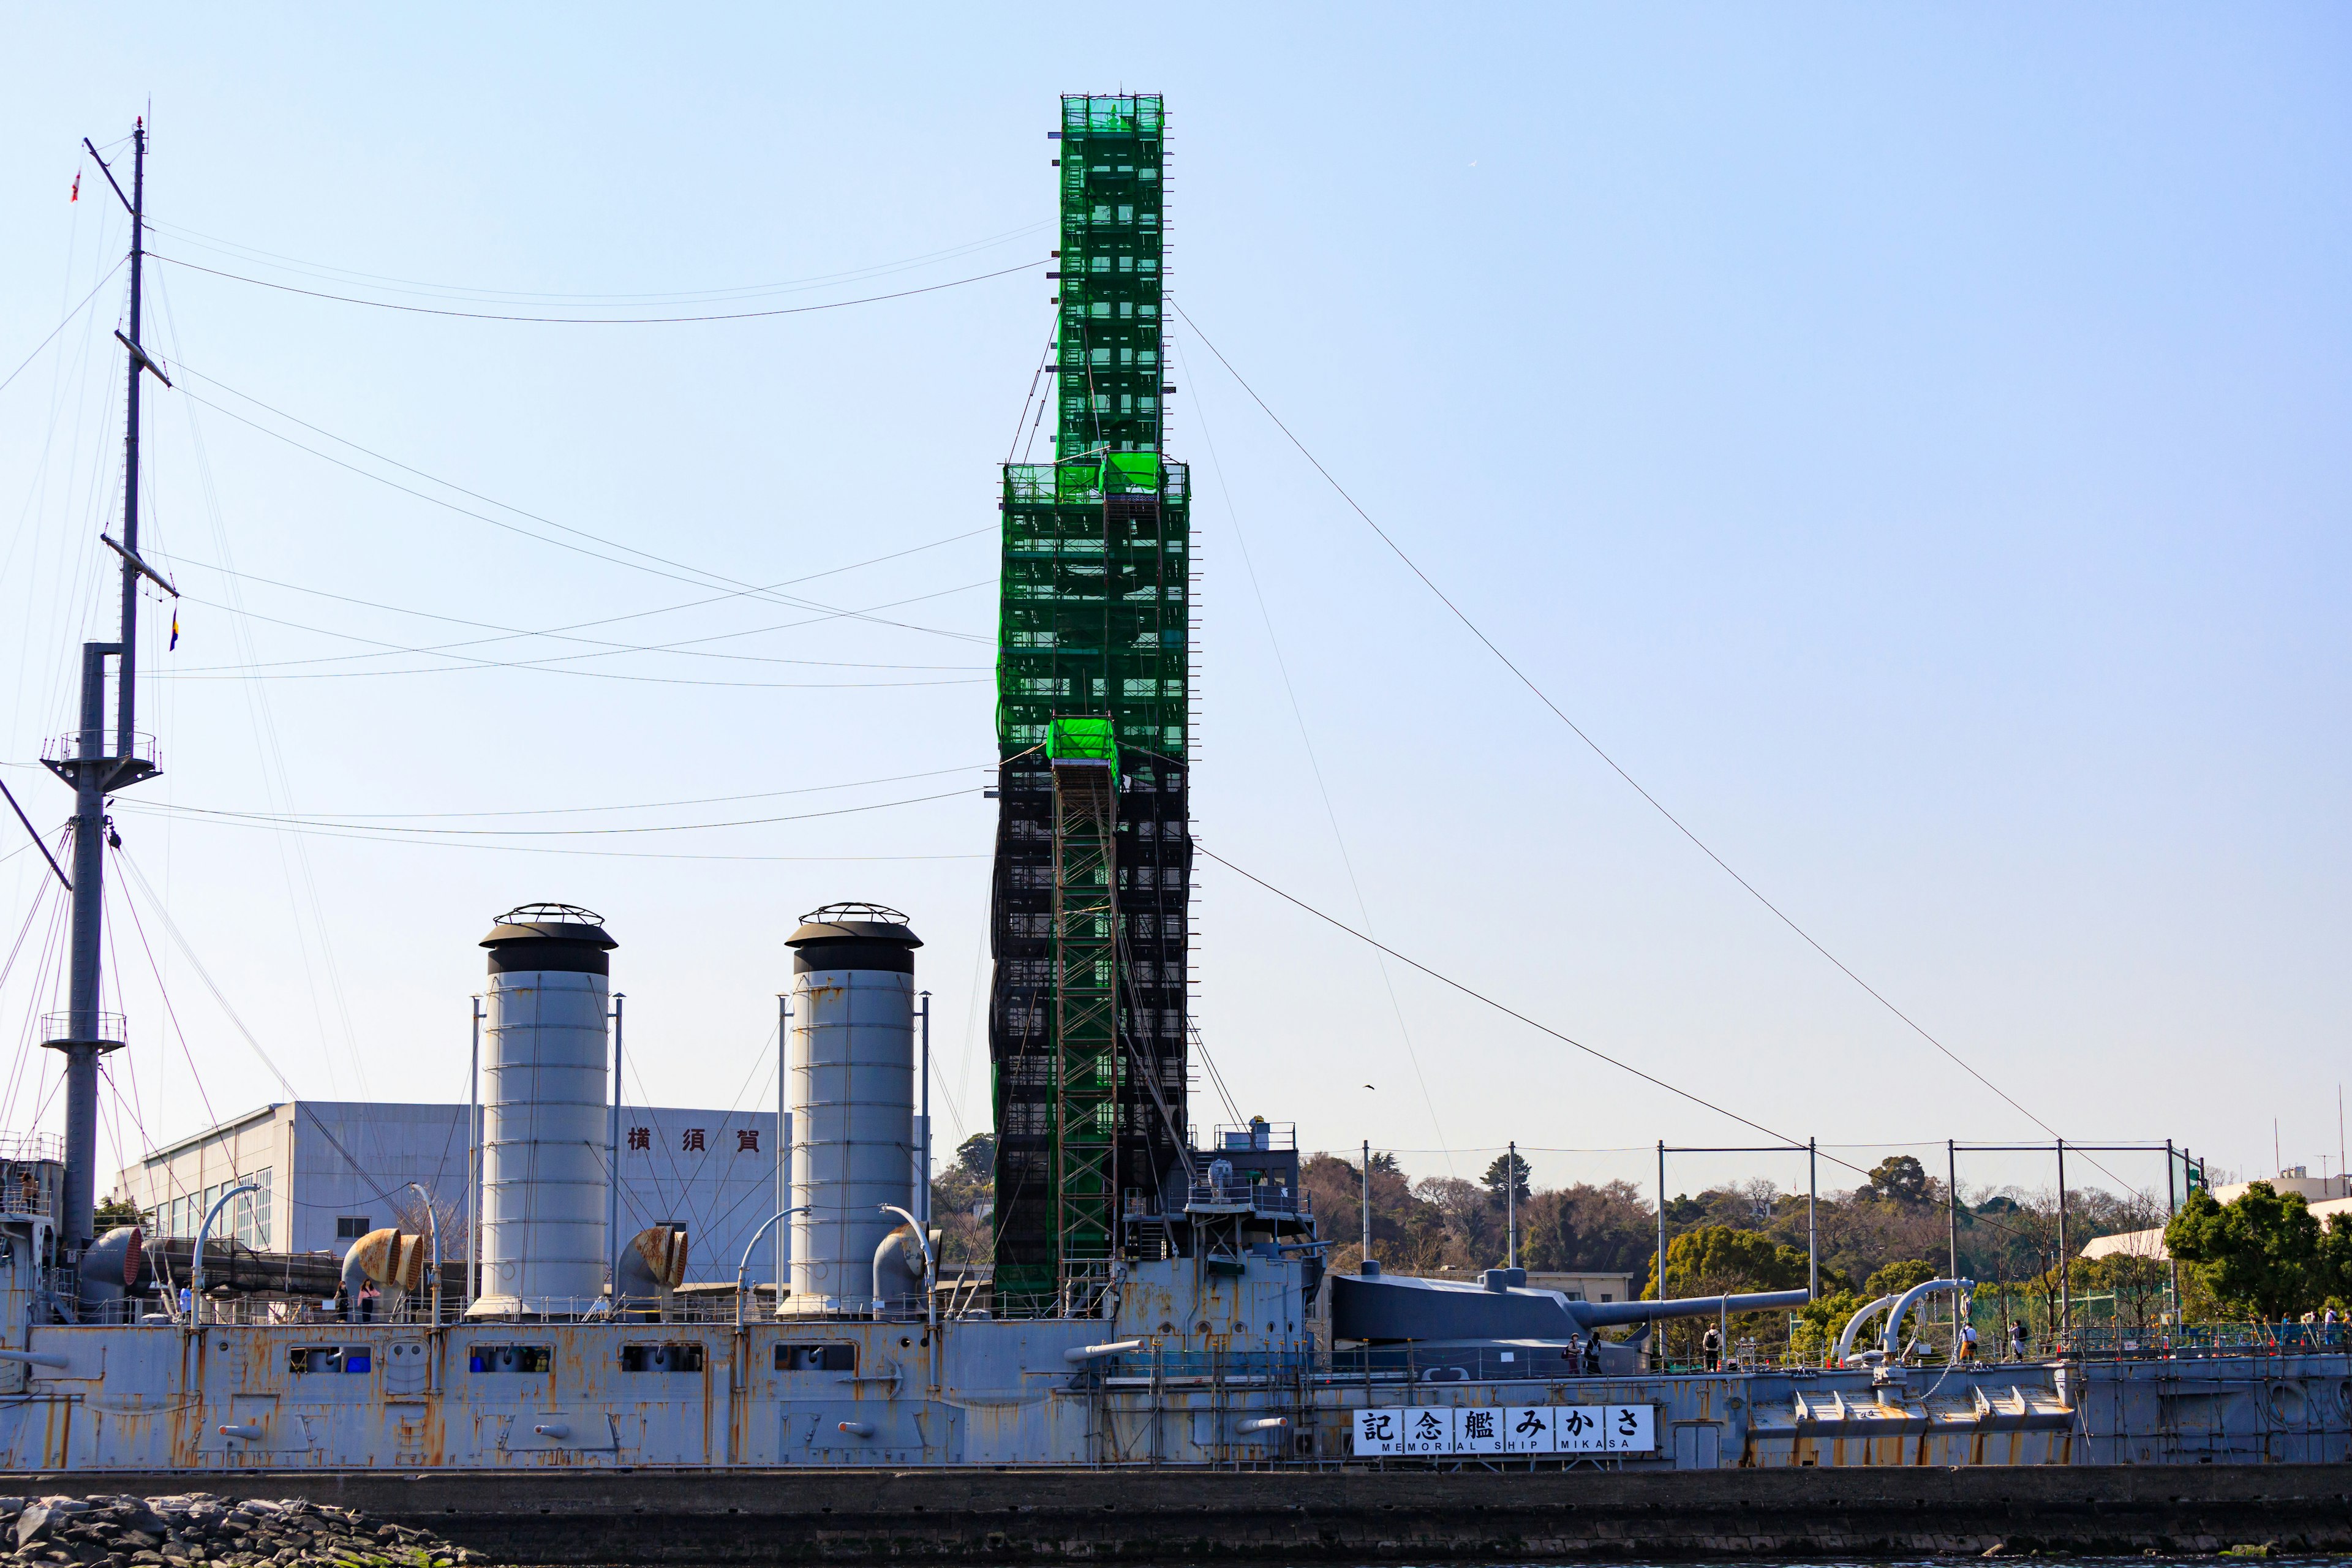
[483,902,616,976]
[788,901,921,974]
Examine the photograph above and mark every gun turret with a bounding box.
[1331,1267,1809,1346]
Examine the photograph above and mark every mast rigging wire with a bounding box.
[1198,843,1883,1187]
[1174,302,2121,1191]
[106,807,982,864]
[138,786,978,839]
[1201,845,2092,1259]
[0,257,129,399]
[143,217,1048,307]
[161,761,992,822]
[155,589,990,690]
[1176,331,1452,1175]
[173,360,997,640]
[153,254,1032,325]
[168,382,991,644]
[155,533,996,674]
[155,270,375,1100]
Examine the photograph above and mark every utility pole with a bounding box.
[606,995,625,1300]
[2056,1137,2070,1344]
[918,990,932,1231]
[1506,1139,1517,1271]
[2165,1137,2179,1322]
[466,998,481,1307]
[1360,1140,1371,1267]
[777,995,790,1306]
[1806,1138,1818,1300]
[48,120,167,1259]
[1947,1139,1960,1281]
[1656,1140,1668,1303]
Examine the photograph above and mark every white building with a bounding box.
[2079,1170,2352,1263]
[113,1100,788,1284]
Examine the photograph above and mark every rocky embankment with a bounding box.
[0,1497,481,1568]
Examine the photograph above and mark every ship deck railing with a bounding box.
[2058,1322,2352,1360]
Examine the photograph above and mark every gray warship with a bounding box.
[2,99,2342,1481]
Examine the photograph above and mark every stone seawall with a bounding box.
[4,1466,2350,1562]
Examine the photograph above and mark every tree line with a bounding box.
[933,1138,2352,1351]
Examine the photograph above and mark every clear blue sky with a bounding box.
[1,6,2345,1205]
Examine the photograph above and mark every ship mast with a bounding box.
[45,119,170,1257]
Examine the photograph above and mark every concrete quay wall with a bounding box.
[6,1464,2352,1561]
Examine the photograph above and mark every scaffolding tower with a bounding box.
[990,94,1191,1317]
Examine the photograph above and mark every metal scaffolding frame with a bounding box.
[990,96,1191,1317]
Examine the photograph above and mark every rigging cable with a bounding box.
[0,858,63,1134]
[155,589,991,689]
[106,805,982,864]
[108,837,228,1157]
[151,531,997,674]
[154,761,991,822]
[1173,301,2124,1193]
[1198,843,1882,1188]
[153,254,1032,325]
[154,270,372,1100]
[1005,330,1057,464]
[167,379,991,645]
[1177,331,1452,1175]
[135,785,980,838]
[113,846,413,1207]
[0,256,128,400]
[143,216,1049,307]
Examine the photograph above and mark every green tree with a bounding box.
[1300,1152,1450,1274]
[1792,1289,1867,1363]
[1864,1258,1939,1298]
[931,1133,997,1266]
[1519,1181,1656,1275]
[2316,1212,2352,1310]
[2165,1181,2322,1321]
[92,1196,145,1234]
[1480,1151,1531,1209]
[1643,1224,1811,1300]
[1860,1156,1932,1207]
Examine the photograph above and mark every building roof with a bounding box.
[136,1103,284,1164]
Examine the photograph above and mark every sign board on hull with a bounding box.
[1352,1404,1656,1457]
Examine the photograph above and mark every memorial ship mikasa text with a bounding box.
[1,97,2340,1475]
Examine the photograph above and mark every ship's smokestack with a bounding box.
[784,903,921,1314]
[470,903,615,1316]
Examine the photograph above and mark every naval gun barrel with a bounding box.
[1331,1268,1814,1347]
[1570,1287,1812,1330]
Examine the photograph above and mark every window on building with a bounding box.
[336,1215,372,1240]
[234,1169,272,1250]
